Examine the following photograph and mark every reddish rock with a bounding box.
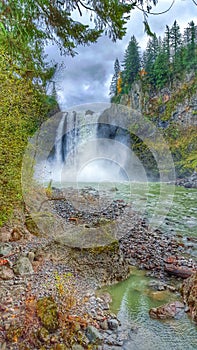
[10,227,22,241]
[149,301,184,320]
[181,272,197,323]
[164,264,195,279]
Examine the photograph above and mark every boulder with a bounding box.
[10,227,22,241]
[181,272,197,323]
[86,325,103,344]
[107,318,119,330]
[13,256,34,275]
[0,228,11,242]
[0,243,12,256]
[164,264,194,279]
[0,266,15,280]
[149,301,184,320]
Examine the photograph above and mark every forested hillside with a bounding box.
[110,20,197,178]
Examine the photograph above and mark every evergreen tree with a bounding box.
[170,20,182,73]
[122,35,141,92]
[184,21,197,69]
[163,25,171,62]
[109,58,121,96]
[143,34,159,88]
[153,49,170,89]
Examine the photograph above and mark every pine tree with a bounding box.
[163,25,171,62]
[169,20,182,74]
[143,34,159,88]
[184,21,197,69]
[109,58,121,96]
[153,49,170,89]
[122,35,141,92]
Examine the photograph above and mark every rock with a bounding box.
[10,227,22,241]
[13,256,34,275]
[0,243,12,256]
[72,345,84,350]
[86,325,103,344]
[149,301,185,320]
[100,319,108,330]
[28,251,35,262]
[164,264,194,278]
[181,272,197,323]
[99,292,112,304]
[107,318,119,330]
[0,266,15,280]
[36,296,59,332]
[0,228,11,242]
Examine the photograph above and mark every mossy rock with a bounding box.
[36,296,59,332]
[25,216,40,236]
[54,223,118,250]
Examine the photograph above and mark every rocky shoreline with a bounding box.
[0,186,196,349]
[175,172,197,189]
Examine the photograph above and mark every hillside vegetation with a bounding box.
[110,20,197,178]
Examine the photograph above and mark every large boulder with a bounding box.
[13,256,34,275]
[181,272,197,323]
[149,301,184,320]
[46,224,130,286]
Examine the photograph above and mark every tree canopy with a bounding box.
[0,1,159,70]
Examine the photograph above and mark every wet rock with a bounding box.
[0,243,12,256]
[181,272,197,323]
[13,256,34,275]
[86,325,103,344]
[149,301,185,320]
[107,319,119,331]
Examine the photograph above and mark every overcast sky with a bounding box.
[46,0,197,109]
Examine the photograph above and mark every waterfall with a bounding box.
[54,112,67,165]
[34,104,147,185]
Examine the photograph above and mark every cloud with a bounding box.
[46,0,197,109]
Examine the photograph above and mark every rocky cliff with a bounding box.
[119,72,197,178]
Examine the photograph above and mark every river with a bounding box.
[95,182,197,350]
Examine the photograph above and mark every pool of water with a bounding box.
[47,181,197,347]
[102,268,197,350]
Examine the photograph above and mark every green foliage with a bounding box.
[0,49,50,226]
[109,58,121,97]
[122,35,141,89]
[0,0,134,62]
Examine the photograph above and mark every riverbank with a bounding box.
[0,186,196,349]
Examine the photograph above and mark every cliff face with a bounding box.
[119,73,197,178]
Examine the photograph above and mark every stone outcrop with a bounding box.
[181,272,197,323]
[149,301,185,320]
[45,224,130,286]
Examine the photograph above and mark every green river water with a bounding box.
[55,181,197,349]
[98,182,197,350]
